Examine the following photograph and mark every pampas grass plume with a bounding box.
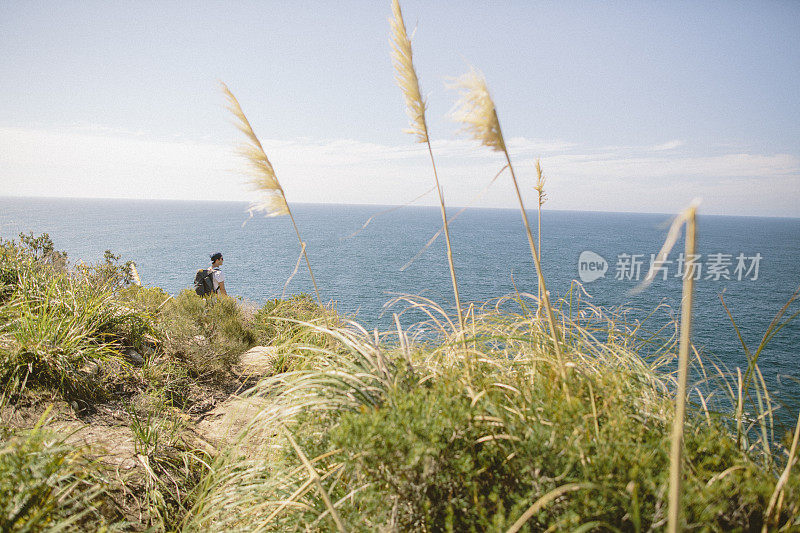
[449,67,568,394]
[390,0,428,143]
[221,81,289,218]
[221,81,326,317]
[390,0,466,350]
[535,159,547,207]
[448,68,505,152]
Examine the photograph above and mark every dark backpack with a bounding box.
[194,268,216,296]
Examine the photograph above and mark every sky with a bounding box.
[1,1,799,217]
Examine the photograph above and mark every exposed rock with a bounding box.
[234,346,280,378]
[53,420,139,471]
[80,361,100,376]
[195,395,272,450]
[124,348,144,367]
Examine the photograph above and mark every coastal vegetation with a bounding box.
[0,232,798,531]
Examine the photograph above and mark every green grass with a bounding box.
[0,234,262,529]
[0,413,120,531]
[183,294,800,532]
[127,395,211,532]
[0,236,147,405]
[1,238,798,531]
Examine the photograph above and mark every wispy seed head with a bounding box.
[448,68,505,152]
[390,0,428,143]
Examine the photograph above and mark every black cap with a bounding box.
[210,252,223,262]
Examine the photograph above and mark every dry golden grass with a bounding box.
[221,82,289,219]
[221,82,325,314]
[450,67,568,392]
[390,0,466,348]
[534,159,546,311]
[389,0,427,144]
[449,67,506,152]
[666,203,698,533]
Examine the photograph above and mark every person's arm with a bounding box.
[217,280,228,296]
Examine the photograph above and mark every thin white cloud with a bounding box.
[0,126,797,217]
[649,140,684,151]
[540,152,799,180]
[65,122,150,137]
[505,137,580,153]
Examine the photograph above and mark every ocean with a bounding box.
[2,197,799,425]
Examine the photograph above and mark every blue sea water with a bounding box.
[1,197,799,426]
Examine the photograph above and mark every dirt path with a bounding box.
[13,346,282,474]
[194,345,280,448]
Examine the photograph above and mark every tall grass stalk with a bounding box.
[390,0,466,349]
[449,68,567,389]
[221,82,326,319]
[534,159,546,315]
[722,285,800,400]
[506,483,591,533]
[667,203,698,533]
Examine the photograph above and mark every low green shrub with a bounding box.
[0,242,21,302]
[253,294,336,343]
[159,290,256,379]
[326,373,518,531]
[250,294,346,373]
[0,233,67,302]
[292,359,792,532]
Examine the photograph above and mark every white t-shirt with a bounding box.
[212,268,225,291]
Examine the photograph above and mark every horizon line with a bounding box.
[1,194,798,221]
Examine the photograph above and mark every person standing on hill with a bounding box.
[209,252,227,296]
